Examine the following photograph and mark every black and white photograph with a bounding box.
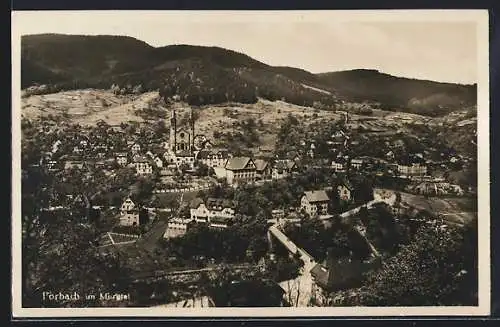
[11,10,490,317]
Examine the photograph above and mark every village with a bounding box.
[21,98,478,307]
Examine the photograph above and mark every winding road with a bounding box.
[270,188,396,306]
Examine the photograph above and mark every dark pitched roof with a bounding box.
[132,155,152,164]
[210,216,234,225]
[196,148,230,160]
[253,159,269,172]
[176,150,194,157]
[338,177,353,190]
[225,157,254,171]
[286,160,297,170]
[310,264,330,289]
[206,197,237,210]
[189,197,205,209]
[303,190,330,203]
[273,161,287,171]
[274,159,296,171]
[123,194,141,206]
[196,149,212,160]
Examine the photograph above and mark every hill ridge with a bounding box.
[21,33,477,116]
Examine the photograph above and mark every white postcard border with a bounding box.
[11,9,490,317]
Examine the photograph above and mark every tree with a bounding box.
[196,162,210,177]
[132,178,154,202]
[22,167,133,307]
[339,218,478,306]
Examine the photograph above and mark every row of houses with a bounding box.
[163,197,239,238]
[330,156,428,178]
[163,181,356,239]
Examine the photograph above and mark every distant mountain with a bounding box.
[317,69,477,116]
[21,34,477,116]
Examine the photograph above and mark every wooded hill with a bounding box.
[21,34,476,116]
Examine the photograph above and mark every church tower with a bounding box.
[170,109,177,152]
[190,109,195,152]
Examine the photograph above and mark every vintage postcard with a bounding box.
[11,10,490,317]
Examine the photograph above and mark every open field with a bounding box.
[21,89,423,131]
[21,89,475,156]
[400,192,477,226]
[21,89,158,125]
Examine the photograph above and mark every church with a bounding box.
[164,108,204,170]
[169,108,196,154]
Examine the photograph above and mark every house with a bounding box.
[153,156,163,168]
[64,160,85,171]
[130,143,141,154]
[163,150,177,167]
[132,156,153,175]
[350,159,363,170]
[254,159,271,180]
[397,163,427,177]
[190,198,210,223]
[331,160,346,173]
[190,197,237,226]
[225,157,256,185]
[72,146,83,154]
[119,196,150,226]
[46,160,59,171]
[163,217,195,239]
[209,216,234,229]
[120,196,136,213]
[271,160,298,180]
[115,153,128,166]
[337,179,353,202]
[301,190,330,217]
[119,197,139,226]
[310,249,381,293]
[95,161,106,169]
[175,151,196,170]
[120,208,140,226]
[71,194,91,221]
[196,149,231,168]
[271,209,285,221]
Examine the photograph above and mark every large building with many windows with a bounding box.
[224,157,256,185]
[300,190,330,217]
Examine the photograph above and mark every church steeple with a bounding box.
[170,109,177,152]
[190,109,195,152]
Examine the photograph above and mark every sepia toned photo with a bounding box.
[11,10,490,317]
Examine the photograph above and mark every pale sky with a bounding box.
[12,10,483,84]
